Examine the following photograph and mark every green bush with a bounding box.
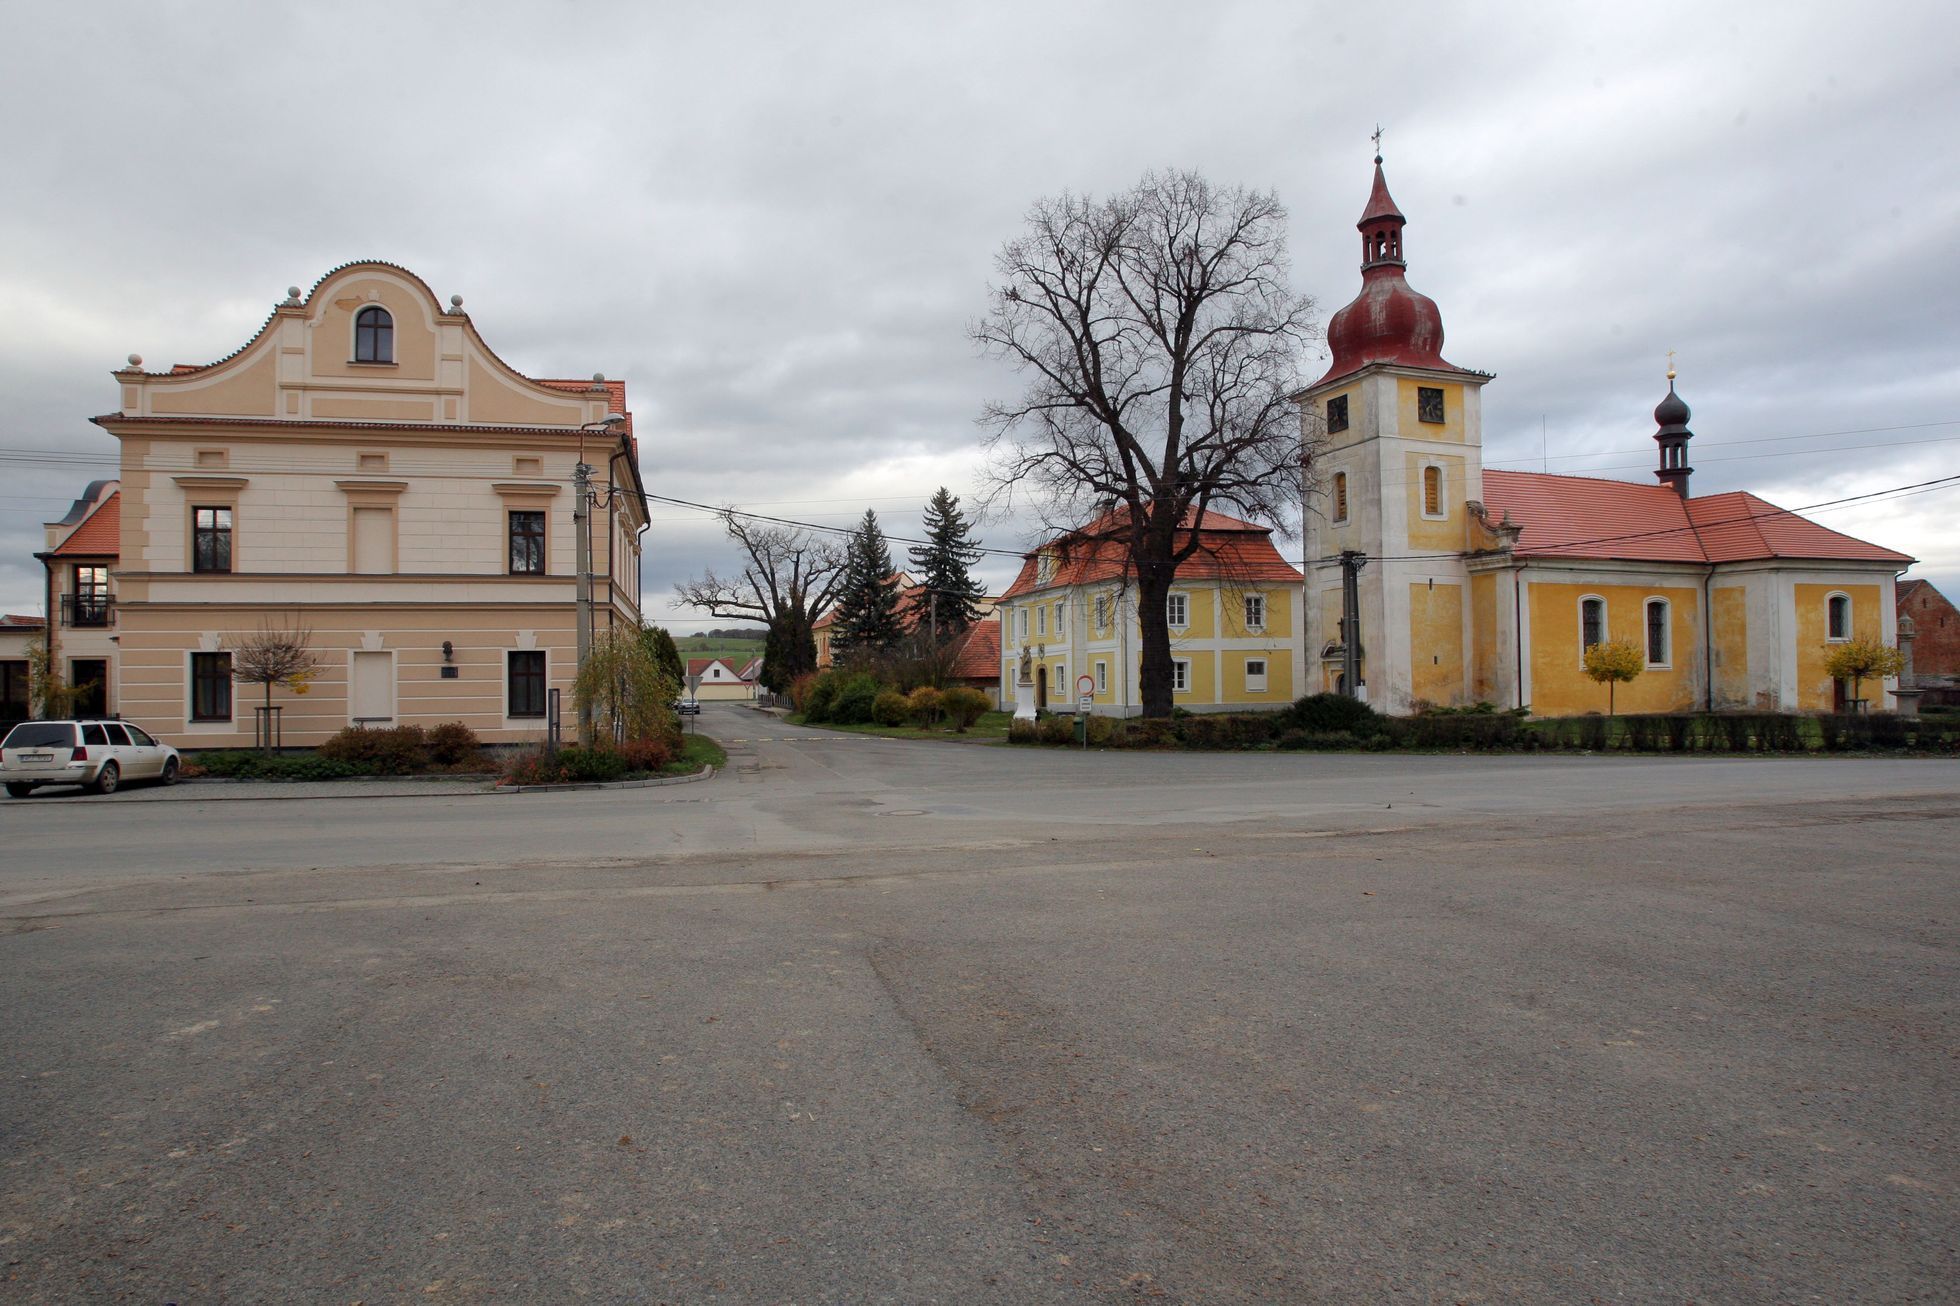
[427,721,483,766]
[872,688,911,727]
[188,750,363,781]
[830,673,884,725]
[1008,718,1040,745]
[1284,693,1385,736]
[800,672,840,722]
[318,724,431,774]
[618,737,675,773]
[906,686,944,727]
[940,687,992,731]
[502,744,629,786]
[1277,729,1356,751]
[1037,714,1075,744]
[1405,711,1522,750]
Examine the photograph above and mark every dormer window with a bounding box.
[354,306,394,363]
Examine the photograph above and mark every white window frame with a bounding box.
[1017,607,1028,642]
[1167,593,1188,630]
[1244,657,1269,693]
[1825,591,1851,642]
[346,648,398,726]
[1420,462,1447,520]
[1094,593,1108,632]
[1578,595,1607,665]
[1643,597,1671,669]
[1172,658,1191,693]
[1094,660,1107,692]
[1054,598,1066,632]
[1037,552,1055,583]
[1036,604,1047,637]
[1243,593,1265,631]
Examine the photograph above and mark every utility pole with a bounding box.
[573,457,594,745]
[1339,549,1366,701]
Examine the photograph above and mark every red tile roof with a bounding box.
[1480,471,1913,565]
[685,657,741,677]
[50,492,120,557]
[948,619,1002,681]
[1,613,46,628]
[1000,507,1302,599]
[536,378,633,439]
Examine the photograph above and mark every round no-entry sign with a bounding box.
[1076,674,1096,705]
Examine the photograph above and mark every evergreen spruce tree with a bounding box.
[907,487,987,639]
[831,510,905,656]
[641,624,686,688]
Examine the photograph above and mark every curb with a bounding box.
[490,764,717,796]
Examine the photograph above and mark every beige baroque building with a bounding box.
[97,261,647,748]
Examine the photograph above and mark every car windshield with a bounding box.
[4,723,75,748]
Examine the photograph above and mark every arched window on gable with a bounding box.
[354,306,394,363]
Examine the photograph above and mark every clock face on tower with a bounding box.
[1417,387,1445,424]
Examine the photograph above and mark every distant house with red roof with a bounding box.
[1,612,49,723]
[684,656,755,702]
[30,479,122,719]
[998,506,1304,715]
[1295,155,1915,715]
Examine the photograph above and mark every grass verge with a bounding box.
[669,733,727,773]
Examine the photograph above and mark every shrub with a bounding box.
[830,673,884,725]
[502,744,628,786]
[906,686,944,728]
[1008,718,1040,745]
[1284,693,1385,736]
[1406,711,1521,750]
[1037,714,1075,744]
[799,671,841,722]
[873,688,911,727]
[427,721,482,767]
[187,750,363,781]
[940,687,991,731]
[618,737,675,773]
[1277,729,1356,751]
[318,724,430,774]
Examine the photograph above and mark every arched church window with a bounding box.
[1826,593,1850,641]
[1580,597,1606,653]
[1332,471,1349,522]
[354,306,394,363]
[1645,599,1670,667]
[1422,465,1443,517]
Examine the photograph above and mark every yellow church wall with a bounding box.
[1409,581,1465,705]
[1527,581,1702,716]
[1794,582,1881,710]
[1395,378,1465,443]
[1470,573,1499,702]
[1710,587,1749,707]
[1404,452,1465,551]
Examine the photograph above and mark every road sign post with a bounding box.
[1075,674,1096,748]
[684,673,702,732]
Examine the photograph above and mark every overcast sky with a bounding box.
[2,0,1955,629]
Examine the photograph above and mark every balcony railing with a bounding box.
[60,594,115,628]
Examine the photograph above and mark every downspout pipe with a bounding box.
[1702,565,1715,712]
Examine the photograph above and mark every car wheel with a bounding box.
[161,757,181,786]
[5,783,33,799]
[91,761,120,795]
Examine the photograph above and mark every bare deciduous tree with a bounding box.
[227,624,320,747]
[974,169,1317,717]
[674,512,846,691]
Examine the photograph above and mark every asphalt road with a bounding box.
[1,703,1954,1302]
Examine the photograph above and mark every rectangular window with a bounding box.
[1244,594,1265,629]
[1326,394,1349,433]
[1245,658,1269,693]
[1167,594,1188,629]
[1417,386,1445,424]
[69,565,112,627]
[1172,659,1190,692]
[1094,594,1108,631]
[509,510,546,575]
[1017,607,1028,641]
[1036,604,1047,637]
[1054,599,1065,631]
[191,651,232,722]
[193,506,232,573]
[1,660,28,724]
[507,650,547,718]
[1646,601,1669,666]
[1333,471,1348,523]
[1095,660,1107,692]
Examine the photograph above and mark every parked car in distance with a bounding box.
[1,719,181,797]
[672,699,701,716]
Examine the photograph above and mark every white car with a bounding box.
[1,719,181,797]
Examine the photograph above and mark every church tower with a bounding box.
[1295,149,1492,711]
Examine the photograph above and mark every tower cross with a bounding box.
[1370,124,1384,160]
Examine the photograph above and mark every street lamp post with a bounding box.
[575,413,627,745]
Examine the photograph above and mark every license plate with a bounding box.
[21,752,53,763]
